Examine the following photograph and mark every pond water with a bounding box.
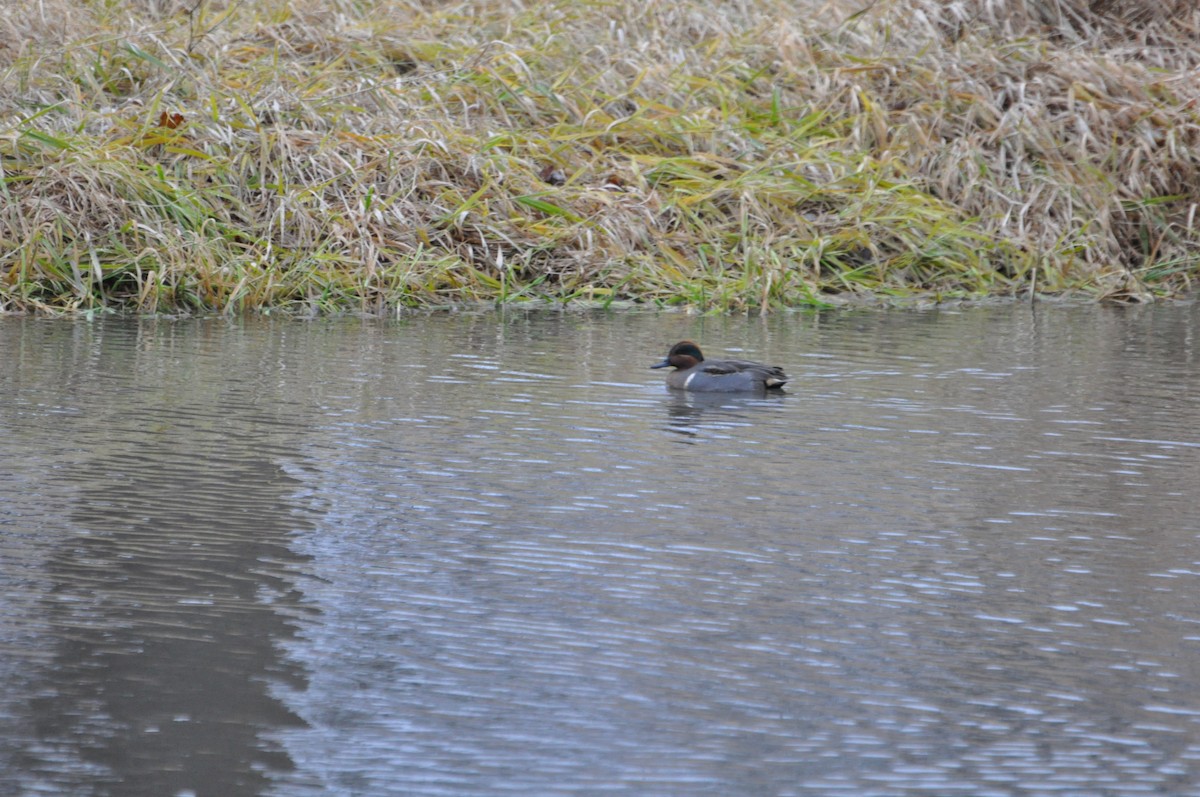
[1,303,1199,796]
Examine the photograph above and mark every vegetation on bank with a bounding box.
[1,0,1198,314]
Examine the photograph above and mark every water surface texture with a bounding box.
[1,305,1199,796]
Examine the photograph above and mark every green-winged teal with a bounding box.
[651,341,789,392]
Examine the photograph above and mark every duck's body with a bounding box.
[651,341,789,392]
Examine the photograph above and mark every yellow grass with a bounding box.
[1,0,1197,313]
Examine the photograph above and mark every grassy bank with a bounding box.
[1,0,1198,314]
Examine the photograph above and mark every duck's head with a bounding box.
[651,340,705,371]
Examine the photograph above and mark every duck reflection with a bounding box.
[663,390,787,441]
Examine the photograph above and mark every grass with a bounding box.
[1,0,1198,314]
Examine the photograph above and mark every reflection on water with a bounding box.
[662,391,789,441]
[0,321,316,796]
[1,305,1199,796]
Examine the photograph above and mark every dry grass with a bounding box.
[1,0,1197,314]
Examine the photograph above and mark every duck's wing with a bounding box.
[704,359,790,386]
[740,360,790,385]
[701,361,742,375]
[720,359,787,374]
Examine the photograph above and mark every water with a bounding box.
[1,304,1198,796]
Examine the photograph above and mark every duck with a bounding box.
[651,341,789,392]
